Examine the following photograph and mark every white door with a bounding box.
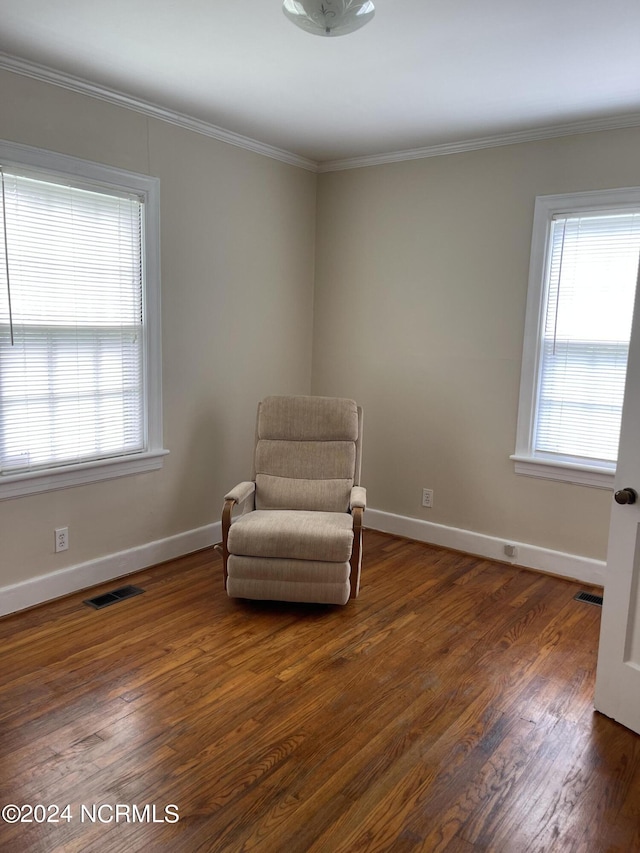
[594,267,640,734]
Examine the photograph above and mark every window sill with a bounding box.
[0,449,170,500]
[510,455,615,489]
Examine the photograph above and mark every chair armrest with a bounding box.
[224,481,256,505]
[350,486,367,510]
[350,502,364,599]
[220,482,255,590]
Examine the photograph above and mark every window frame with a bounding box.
[512,186,640,489]
[0,140,167,500]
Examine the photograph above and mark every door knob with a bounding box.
[614,487,637,505]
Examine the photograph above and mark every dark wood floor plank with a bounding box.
[1,531,637,853]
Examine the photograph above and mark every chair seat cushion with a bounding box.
[227,510,354,563]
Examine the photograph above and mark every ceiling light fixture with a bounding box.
[282,0,375,37]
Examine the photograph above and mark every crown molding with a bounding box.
[4,51,640,176]
[318,112,640,172]
[0,53,319,173]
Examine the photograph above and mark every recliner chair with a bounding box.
[219,395,366,604]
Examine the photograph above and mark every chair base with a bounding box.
[226,555,351,605]
[227,577,350,605]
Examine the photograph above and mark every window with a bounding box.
[0,141,166,499]
[512,188,640,488]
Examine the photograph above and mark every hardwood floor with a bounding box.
[1,530,638,852]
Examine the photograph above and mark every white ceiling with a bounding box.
[2,0,640,168]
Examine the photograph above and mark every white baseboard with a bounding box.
[365,508,606,588]
[1,510,605,619]
[0,521,221,618]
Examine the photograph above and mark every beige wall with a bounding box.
[0,70,316,588]
[2,65,637,595]
[312,128,640,561]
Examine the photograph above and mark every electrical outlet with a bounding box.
[422,488,434,508]
[504,543,517,558]
[55,527,69,553]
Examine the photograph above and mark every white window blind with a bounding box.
[0,168,146,475]
[535,211,640,465]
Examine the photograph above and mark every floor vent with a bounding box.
[84,585,145,610]
[574,591,603,607]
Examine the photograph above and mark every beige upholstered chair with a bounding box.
[219,395,366,605]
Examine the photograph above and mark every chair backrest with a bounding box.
[252,395,362,512]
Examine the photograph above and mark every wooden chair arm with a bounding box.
[350,506,363,599]
[219,497,236,589]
